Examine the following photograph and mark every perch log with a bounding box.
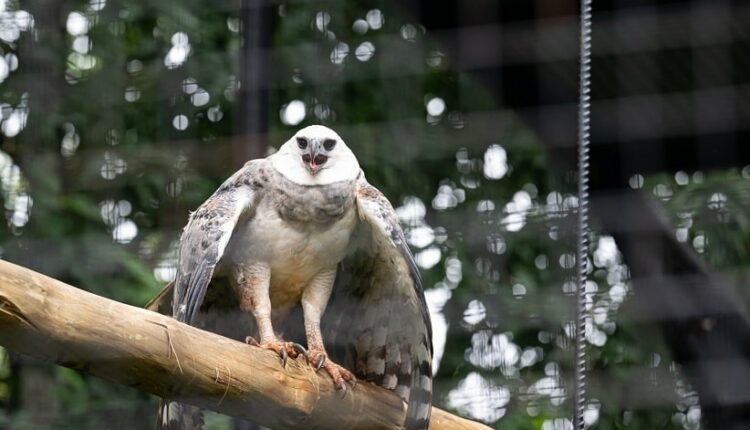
[0,260,488,430]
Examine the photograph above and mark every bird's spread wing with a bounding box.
[157,161,270,430]
[172,160,265,324]
[324,174,433,430]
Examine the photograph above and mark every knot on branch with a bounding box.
[0,293,36,329]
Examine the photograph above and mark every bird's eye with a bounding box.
[297,137,308,149]
[323,139,336,151]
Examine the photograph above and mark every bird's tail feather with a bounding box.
[404,360,432,430]
[157,400,204,430]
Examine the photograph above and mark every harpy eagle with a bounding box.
[147,125,433,429]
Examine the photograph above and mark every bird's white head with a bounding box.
[271,125,361,186]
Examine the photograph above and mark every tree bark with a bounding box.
[0,260,488,430]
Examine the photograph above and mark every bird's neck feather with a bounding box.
[271,171,358,224]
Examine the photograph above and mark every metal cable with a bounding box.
[573,0,593,428]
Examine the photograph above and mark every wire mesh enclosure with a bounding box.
[0,0,748,429]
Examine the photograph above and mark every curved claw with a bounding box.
[349,374,357,389]
[292,343,308,361]
[280,347,288,367]
[337,380,347,397]
[315,355,326,371]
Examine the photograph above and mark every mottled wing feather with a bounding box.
[157,161,268,430]
[172,161,261,324]
[324,176,433,430]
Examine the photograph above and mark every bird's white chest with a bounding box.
[226,197,357,305]
[253,204,356,269]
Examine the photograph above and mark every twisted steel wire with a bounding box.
[573,0,593,428]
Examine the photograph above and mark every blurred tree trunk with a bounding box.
[235,0,273,168]
[17,0,68,183]
[8,1,69,427]
[6,356,61,427]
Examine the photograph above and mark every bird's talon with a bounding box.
[246,338,304,366]
[316,355,326,371]
[280,348,288,367]
[307,348,355,393]
[292,343,308,360]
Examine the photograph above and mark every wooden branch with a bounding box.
[0,260,488,430]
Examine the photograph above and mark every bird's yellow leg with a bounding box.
[233,263,306,366]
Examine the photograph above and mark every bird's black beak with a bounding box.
[302,141,328,174]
